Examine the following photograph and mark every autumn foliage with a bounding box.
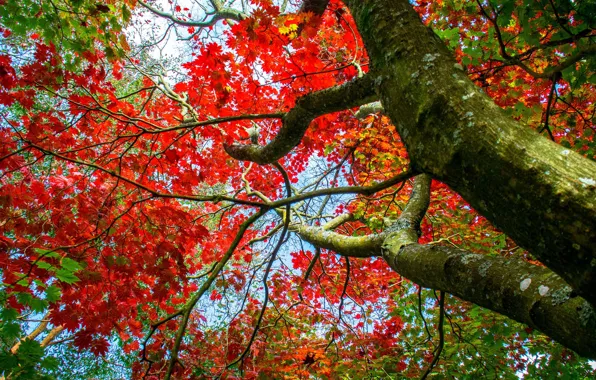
[0,0,594,378]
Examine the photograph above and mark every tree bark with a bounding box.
[343,0,596,306]
[384,242,596,360]
[224,74,377,164]
[295,175,596,359]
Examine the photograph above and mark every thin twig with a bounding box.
[420,291,446,379]
[539,73,561,141]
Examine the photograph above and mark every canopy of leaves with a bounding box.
[0,0,594,379]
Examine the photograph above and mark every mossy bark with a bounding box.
[344,0,596,306]
[295,175,596,358]
[296,222,596,359]
[383,243,596,360]
[224,74,377,164]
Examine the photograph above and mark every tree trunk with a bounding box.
[343,0,596,306]
[296,175,596,359]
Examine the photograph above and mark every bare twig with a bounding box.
[420,291,445,379]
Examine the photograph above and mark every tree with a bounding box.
[0,0,595,378]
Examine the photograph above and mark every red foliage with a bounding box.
[0,0,593,378]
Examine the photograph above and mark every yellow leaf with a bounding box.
[119,34,130,51]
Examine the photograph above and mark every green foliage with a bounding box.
[0,0,132,69]
[385,284,596,378]
[44,339,134,379]
[0,339,54,380]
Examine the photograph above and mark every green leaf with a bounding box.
[55,269,80,284]
[323,143,334,156]
[122,5,132,23]
[16,339,44,363]
[41,356,59,370]
[435,28,459,48]
[1,322,21,340]
[16,292,33,307]
[35,261,54,271]
[105,45,116,61]
[45,285,61,303]
[0,352,18,371]
[33,248,60,259]
[29,298,48,313]
[497,0,515,27]
[115,256,130,266]
[1,308,19,321]
[61,257,82,272]
[462,46,482,60]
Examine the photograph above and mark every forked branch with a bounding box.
[293,175,596,359]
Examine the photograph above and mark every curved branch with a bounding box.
[421,291,445,379]
[293,174,596,358]
[227,162,292,369]
[270,168,416,208]
[224,74,378,164]
[138,0,245,27]
[475,0,596,79]
[173,113,284,132]
[10,312,51,353]
[513,44,596,79]
[28,143,266,208]
[141,309,184,377]
[294,223,384,258]
[39,326,65,347]
[382,174,432,253]
[296,174,428,260]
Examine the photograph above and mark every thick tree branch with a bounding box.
[39,326,64,347]
[291,171,417,256]
[383,243,596,360]
[382,174,431,254]
[10,312,51,354]
[344,0,596,306]
[224,74,378,164]
[294,224,383,258]
[293,175,596,359]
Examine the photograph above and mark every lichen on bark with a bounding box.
[343,0,596,306]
